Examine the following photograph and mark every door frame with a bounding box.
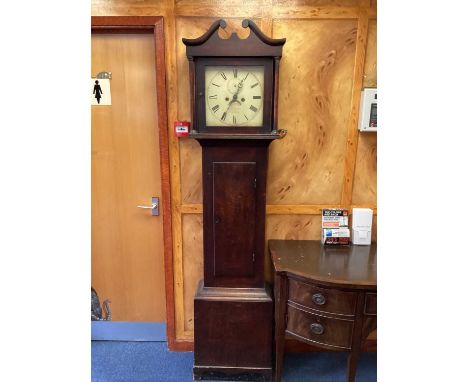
[91,16,177,349]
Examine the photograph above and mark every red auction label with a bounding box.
[174,121,190,137]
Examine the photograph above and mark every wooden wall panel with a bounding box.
[352,19,377,205]
[176,18,210,205]
[182,214,203,332]
[267,215,322,241]
[352,133,377,205]
[176,0,269,15]
[363,19,377,88]
[274,0,362,6]
[91,0,166,16]
[176,0,267,5]
[267,19,357,205]
[175,17,204,204]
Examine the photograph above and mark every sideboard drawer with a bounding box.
[288,278,357,316]
[286,305,354,350]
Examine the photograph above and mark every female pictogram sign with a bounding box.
[91,78,111,106]
[93,80,103,104]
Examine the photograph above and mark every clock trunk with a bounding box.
[194,138,274,381]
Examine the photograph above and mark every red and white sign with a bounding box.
[174,121,190,138]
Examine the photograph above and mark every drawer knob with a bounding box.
[312,293,326,305]
[309,322,324,335]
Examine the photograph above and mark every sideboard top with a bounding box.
[269,240,377,289]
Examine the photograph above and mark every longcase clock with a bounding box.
[183,19,286,382]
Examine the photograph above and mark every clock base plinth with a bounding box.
[193,281,273,382]
[193,366,272,382]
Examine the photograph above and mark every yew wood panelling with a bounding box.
[352,133,377,205]
[267,215,322,241]
[91,1,167,16]
[179,139,203,204]
[362,19,376,88]
[175,0,268,18]
[273,0,365,19]
[176,18,210,205]
[352,19,377,205]
[268,19,357,205]
[274,0,365,5]
[182,214,203,333]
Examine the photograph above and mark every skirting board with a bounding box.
[91,322,166,341]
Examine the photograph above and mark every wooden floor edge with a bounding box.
[169,339,194,352]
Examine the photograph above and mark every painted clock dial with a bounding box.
[205,66,264,127]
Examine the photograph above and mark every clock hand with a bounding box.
[226,78,245,110]
[235,78,244,96]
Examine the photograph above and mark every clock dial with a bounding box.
[205,66,264,127]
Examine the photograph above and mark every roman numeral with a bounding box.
[221,112,227,121]
[253,96,261,99]
[212,83,220,87]
[232,115,237,124]
[233,69,238,78]
[244,114,249,120]
[251,83,259,88]
[250,105,258,112]
[212,105,220,112]
[209,95,217,99]
[220,72,227,80]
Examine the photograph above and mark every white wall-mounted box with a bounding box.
[358,88,377,132]
[351,208,373,245]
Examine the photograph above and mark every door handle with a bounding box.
[137,197,159,216]
[137,203,158,209]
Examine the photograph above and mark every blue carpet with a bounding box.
[91,341,376,382]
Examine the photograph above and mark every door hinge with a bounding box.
[253,178,257,189]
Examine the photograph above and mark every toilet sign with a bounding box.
[91,78,111,106]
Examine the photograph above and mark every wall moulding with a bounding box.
[180,204,377,215]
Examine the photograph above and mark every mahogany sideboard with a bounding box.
[269,240,377,382]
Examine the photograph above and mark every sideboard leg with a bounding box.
[346,292,366,382]
[346,351,359,382]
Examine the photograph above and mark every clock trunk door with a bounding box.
[201,142,268,289]
[213,162,256,278]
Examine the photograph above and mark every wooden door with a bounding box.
[91,33,166,322]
